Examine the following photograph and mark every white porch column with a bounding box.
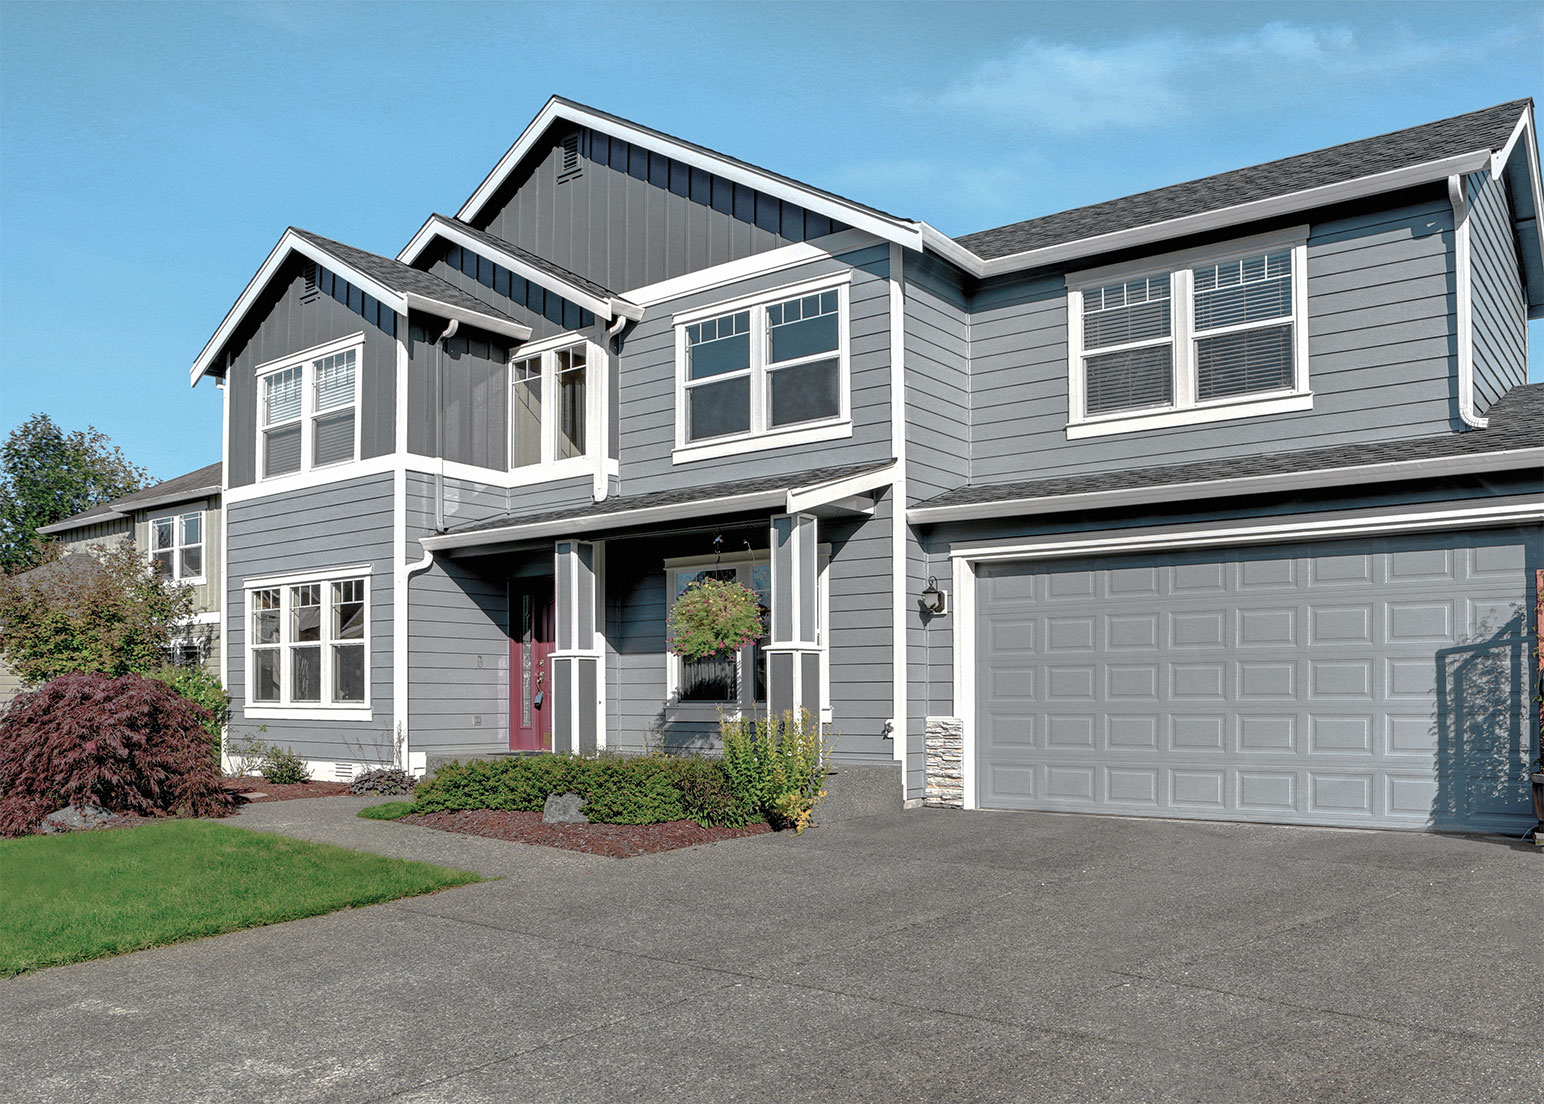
[767,513,822,720]
[552,539,605,755]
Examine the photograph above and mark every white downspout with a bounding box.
[1448,175,1488,429]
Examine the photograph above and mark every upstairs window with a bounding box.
[150,510,205,583]
[1067,231,1309,437]
[509,340,596,472]
[674,275,850,460]
[258,335,362,478]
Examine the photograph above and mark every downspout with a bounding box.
[1447,175,1488,429]
[435,319,460,531]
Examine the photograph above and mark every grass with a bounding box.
[358,801,415,820]
[0,820,485,976]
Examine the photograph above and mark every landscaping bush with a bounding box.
[149,664,228,765]
[721,709,833,833]
[348,767,415,796]
[0,672,234,837]
[260,746,311,785]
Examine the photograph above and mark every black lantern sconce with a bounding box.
[921,575,948,615]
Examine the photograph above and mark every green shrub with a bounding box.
[721,709,833,832]
[260,746,311,785]
[149,665,228,765]
[357,801,414,821]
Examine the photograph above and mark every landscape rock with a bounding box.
[39,804,116,834]
[542,792,589,824]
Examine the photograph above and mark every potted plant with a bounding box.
[667,576,764,663]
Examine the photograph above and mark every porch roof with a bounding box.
[420,461,896,553]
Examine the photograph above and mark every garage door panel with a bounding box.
[975,529,1538,832]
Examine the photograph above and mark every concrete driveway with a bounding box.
[2,798,1540,1103]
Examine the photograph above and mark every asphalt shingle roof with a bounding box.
[435,217,619,302]
[957,100,1531,261]
[913,384,1544,514]
[40,461,223,534]
[290,229,525,328]
[443,461,894,539]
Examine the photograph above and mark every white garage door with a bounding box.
[975,528,1538,833]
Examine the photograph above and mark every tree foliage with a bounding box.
[0,540,194,684]
[0,414,149,574]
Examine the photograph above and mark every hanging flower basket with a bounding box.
[668,577,765,662]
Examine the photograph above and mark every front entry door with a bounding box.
[510,580,555,751]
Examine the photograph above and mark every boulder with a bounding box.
[39,804,116,834]
[542,792,589,824]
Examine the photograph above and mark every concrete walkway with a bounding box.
[2,797,1540,1103]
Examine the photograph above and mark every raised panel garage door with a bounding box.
[975,528,1539,833]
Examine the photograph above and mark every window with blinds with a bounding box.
[1191,250,1293,401]
[257,338,361,479]
[1081,274,1173,414]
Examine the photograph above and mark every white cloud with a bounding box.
[932,21,1527,134]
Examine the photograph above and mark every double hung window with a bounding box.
[258,335,362,478]
[149,510,205,583]
[674,276,850,458]
[510,340,596,472]
[1067,231,1309,436]
[247,574,368,712]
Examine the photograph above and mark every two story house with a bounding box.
[191,97,1542,834]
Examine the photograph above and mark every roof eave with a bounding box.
[37,510,128,535]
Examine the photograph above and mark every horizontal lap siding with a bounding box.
[408,558,510,755]
[904,252,971,502]
[967,199,1460,484]
[225,474,397,761]
[225,257,397,490]
[826,500,894,763]
[1466,171,1528,413]
[616,245,894,496]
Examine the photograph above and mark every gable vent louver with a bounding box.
[558,132,582,182]
[301,261,320,304]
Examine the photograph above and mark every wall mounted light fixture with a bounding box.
[921,575,948,615]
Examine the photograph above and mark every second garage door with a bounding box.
[975,528,1537,834]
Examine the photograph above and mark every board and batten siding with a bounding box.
[613,243,894,497]
[404,317,513,470]
[1466,170,1529,414]
[224,256,397,490]
[225,474,397,763]
[475,129,845,295]
[903,252,971,503]
[968,195,1463,484]
[423,244,604,344]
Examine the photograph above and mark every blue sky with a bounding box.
[2,0,1540,482]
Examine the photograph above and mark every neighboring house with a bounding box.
[0,462,224,708]
[189,97,1542,833]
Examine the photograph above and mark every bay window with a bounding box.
[257,334,362,478]
[246,572,369,714]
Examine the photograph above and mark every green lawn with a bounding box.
[0,819,485,976]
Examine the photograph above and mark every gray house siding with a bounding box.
[1467,170,1529,414]
[225,256,398,490]
[614,243,894,498]
[225,474,397,764]
[824,496,896,764]
[407,559,511,757]
[475,129,846,294]
[903,252,971,502]
[405,316,513,469]
[968,196,1462,484]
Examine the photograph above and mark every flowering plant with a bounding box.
[667,577,765,662]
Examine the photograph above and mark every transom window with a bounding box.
[150,510,205,583]
[258,335,362,478]
[1068,232,1309,437]
[248,575,367,710]
[675,277,850,455]
[510,341,594,470]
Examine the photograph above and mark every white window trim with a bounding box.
[255,333,365,480]
[243,568,372,720]
[149,509,206,586]
[672,273,852,464]
[507,334,606,483]
[1066,227,1310,438]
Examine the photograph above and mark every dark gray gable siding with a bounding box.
[1466,170,1529,414]
[613,243,894,499]
[474,128,847,294]
[405,314,513,469]
[225,475,396,762]
[224,256,397,490]
[426,241,599,342]
[903,251,971,502]
[968,193,1461,484]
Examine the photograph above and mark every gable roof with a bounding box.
[398,215,644,323]
[910,385,1544,525]
[38,461,224,536]
[189,228,533,385]
[941,99,1536,277]
[448,96,926,253]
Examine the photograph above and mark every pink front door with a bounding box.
[510,580,555,751]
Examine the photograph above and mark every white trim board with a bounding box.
[906,447,1544,525]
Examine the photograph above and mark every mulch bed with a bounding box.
[399,809,772,858]
[223,780,353,803]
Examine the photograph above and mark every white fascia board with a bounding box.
[1493,106,1544,309]
[38,510,127,535]
[625,229,878,307]
[421,489,788,551]
[934,149,1496,281]
[119,487,222,515]
[785,462,897,514]
[907,447,1544,526]
[398,292,531,342]
[454,98,924,251]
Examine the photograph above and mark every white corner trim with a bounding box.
[671,420,852,465]
[626,230,876,307]
[1448,174,1487,429]
[951,553,978,809]
[1066,392,1315,438]
[907,446,1544,526]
